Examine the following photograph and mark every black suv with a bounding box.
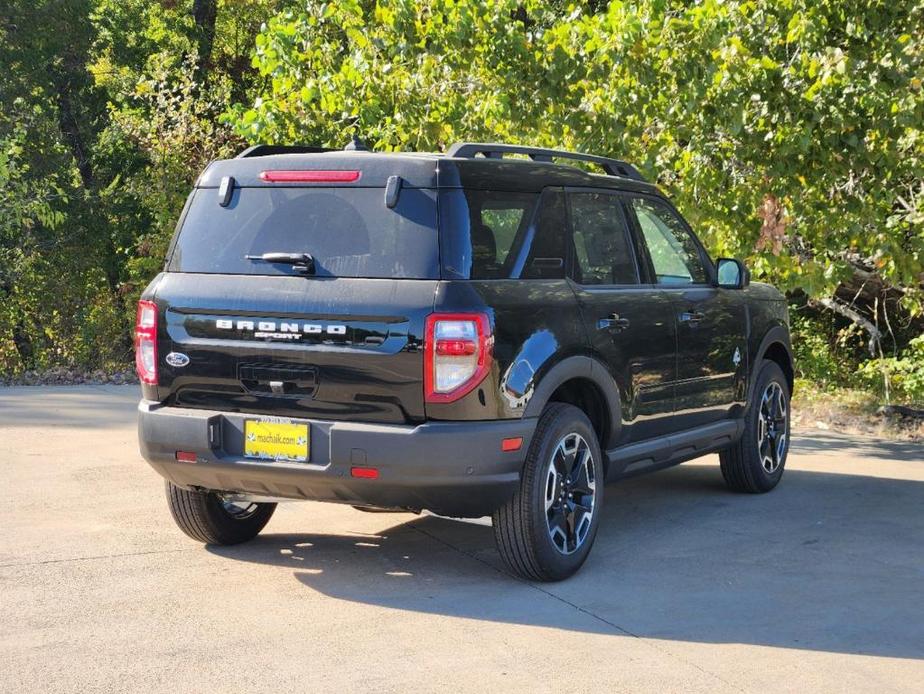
[136,141,793,581]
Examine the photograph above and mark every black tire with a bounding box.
[165,482,276,545]
[492,403,605,582]
[720,359,791,493]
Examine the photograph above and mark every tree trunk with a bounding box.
[51,70,93,190]
[193,0,218,77]
[12,318,35,370]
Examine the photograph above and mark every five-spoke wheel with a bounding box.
[757,381,788,474]
[720,359,790,493]
[544,433,597,555]
[493,403,605,582]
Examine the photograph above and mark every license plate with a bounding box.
[244,419,309,462]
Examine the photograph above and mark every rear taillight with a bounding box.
[135,300,158,385]
[424,313,493,403]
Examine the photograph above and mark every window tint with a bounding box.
[436,189,567,280]
[568,192,638,285]
[520,191,567,280]
[169,187,439,278]
[631,198,707,285]
[481,207,524,265]
[463,190,537,279]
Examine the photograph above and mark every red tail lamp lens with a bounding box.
[135,300,158,385]
[175,451,198,463]
[435,339,477,356]
[424,313,493,404]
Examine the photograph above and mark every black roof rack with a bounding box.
[236,144,336,158]
[445,142,645,181]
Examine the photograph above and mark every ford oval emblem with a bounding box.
[165,352,190,368]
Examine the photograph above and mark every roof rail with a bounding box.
[236,144,336,158]
[445,142,645,181]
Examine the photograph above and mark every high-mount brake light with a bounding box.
[259,170,361,183]
[424,313,493,404]
[134,300,158,385]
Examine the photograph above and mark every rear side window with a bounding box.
[462,191,537,279]
[520,191,567,280]
[481,206,526,265]
[439,189,574,280]
[168,187,439,279]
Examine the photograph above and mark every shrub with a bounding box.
[857,335,924,404]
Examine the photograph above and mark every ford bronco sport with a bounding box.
[136,141,793,581]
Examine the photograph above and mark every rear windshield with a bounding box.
[167,186,440,278]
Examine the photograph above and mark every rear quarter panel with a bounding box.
[426,279,587,420]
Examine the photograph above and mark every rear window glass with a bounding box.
[168,187,439,278]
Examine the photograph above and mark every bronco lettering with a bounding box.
[215,319,347,336]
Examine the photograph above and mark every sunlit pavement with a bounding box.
[1,386,922,693]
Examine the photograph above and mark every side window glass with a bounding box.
[631,198,707,285]
[481,207,524,265]
[464,190,537,279]
[520,191,567,279]
[568,192,638,285]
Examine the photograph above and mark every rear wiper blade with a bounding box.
[245,252,316,275]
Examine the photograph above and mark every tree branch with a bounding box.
[810,297,882,356]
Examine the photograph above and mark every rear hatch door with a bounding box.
[153,159,440,424]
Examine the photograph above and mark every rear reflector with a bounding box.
[175,451,197,463]
[260,170,361,183]
[351,467,379,479]
[501,437,523,452]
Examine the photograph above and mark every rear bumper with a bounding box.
[138,401,535,517]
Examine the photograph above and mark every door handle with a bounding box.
[679,310,706,324]
[597,313,631,331]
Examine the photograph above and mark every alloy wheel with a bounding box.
[544,432,596,555]
[757,381,788,474]
[218,495,260,520]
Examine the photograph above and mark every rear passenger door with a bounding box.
[566,190,678,445]
[626,195,748,429]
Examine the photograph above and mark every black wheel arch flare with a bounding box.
[522,355,623,450]
[749,325,795,404]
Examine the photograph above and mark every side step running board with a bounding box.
[606,419,744,480]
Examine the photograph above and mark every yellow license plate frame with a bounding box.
[244,419,309,462]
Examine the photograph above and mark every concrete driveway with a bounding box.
[1,386,922,692]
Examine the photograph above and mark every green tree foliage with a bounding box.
[0,0,126,372]
[233,0,924,308]
[0,0,922,403]
[0,0,285,374]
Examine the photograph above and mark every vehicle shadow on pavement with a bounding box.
[209,457,924,661]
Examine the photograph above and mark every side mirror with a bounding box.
[716,258,749,289]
